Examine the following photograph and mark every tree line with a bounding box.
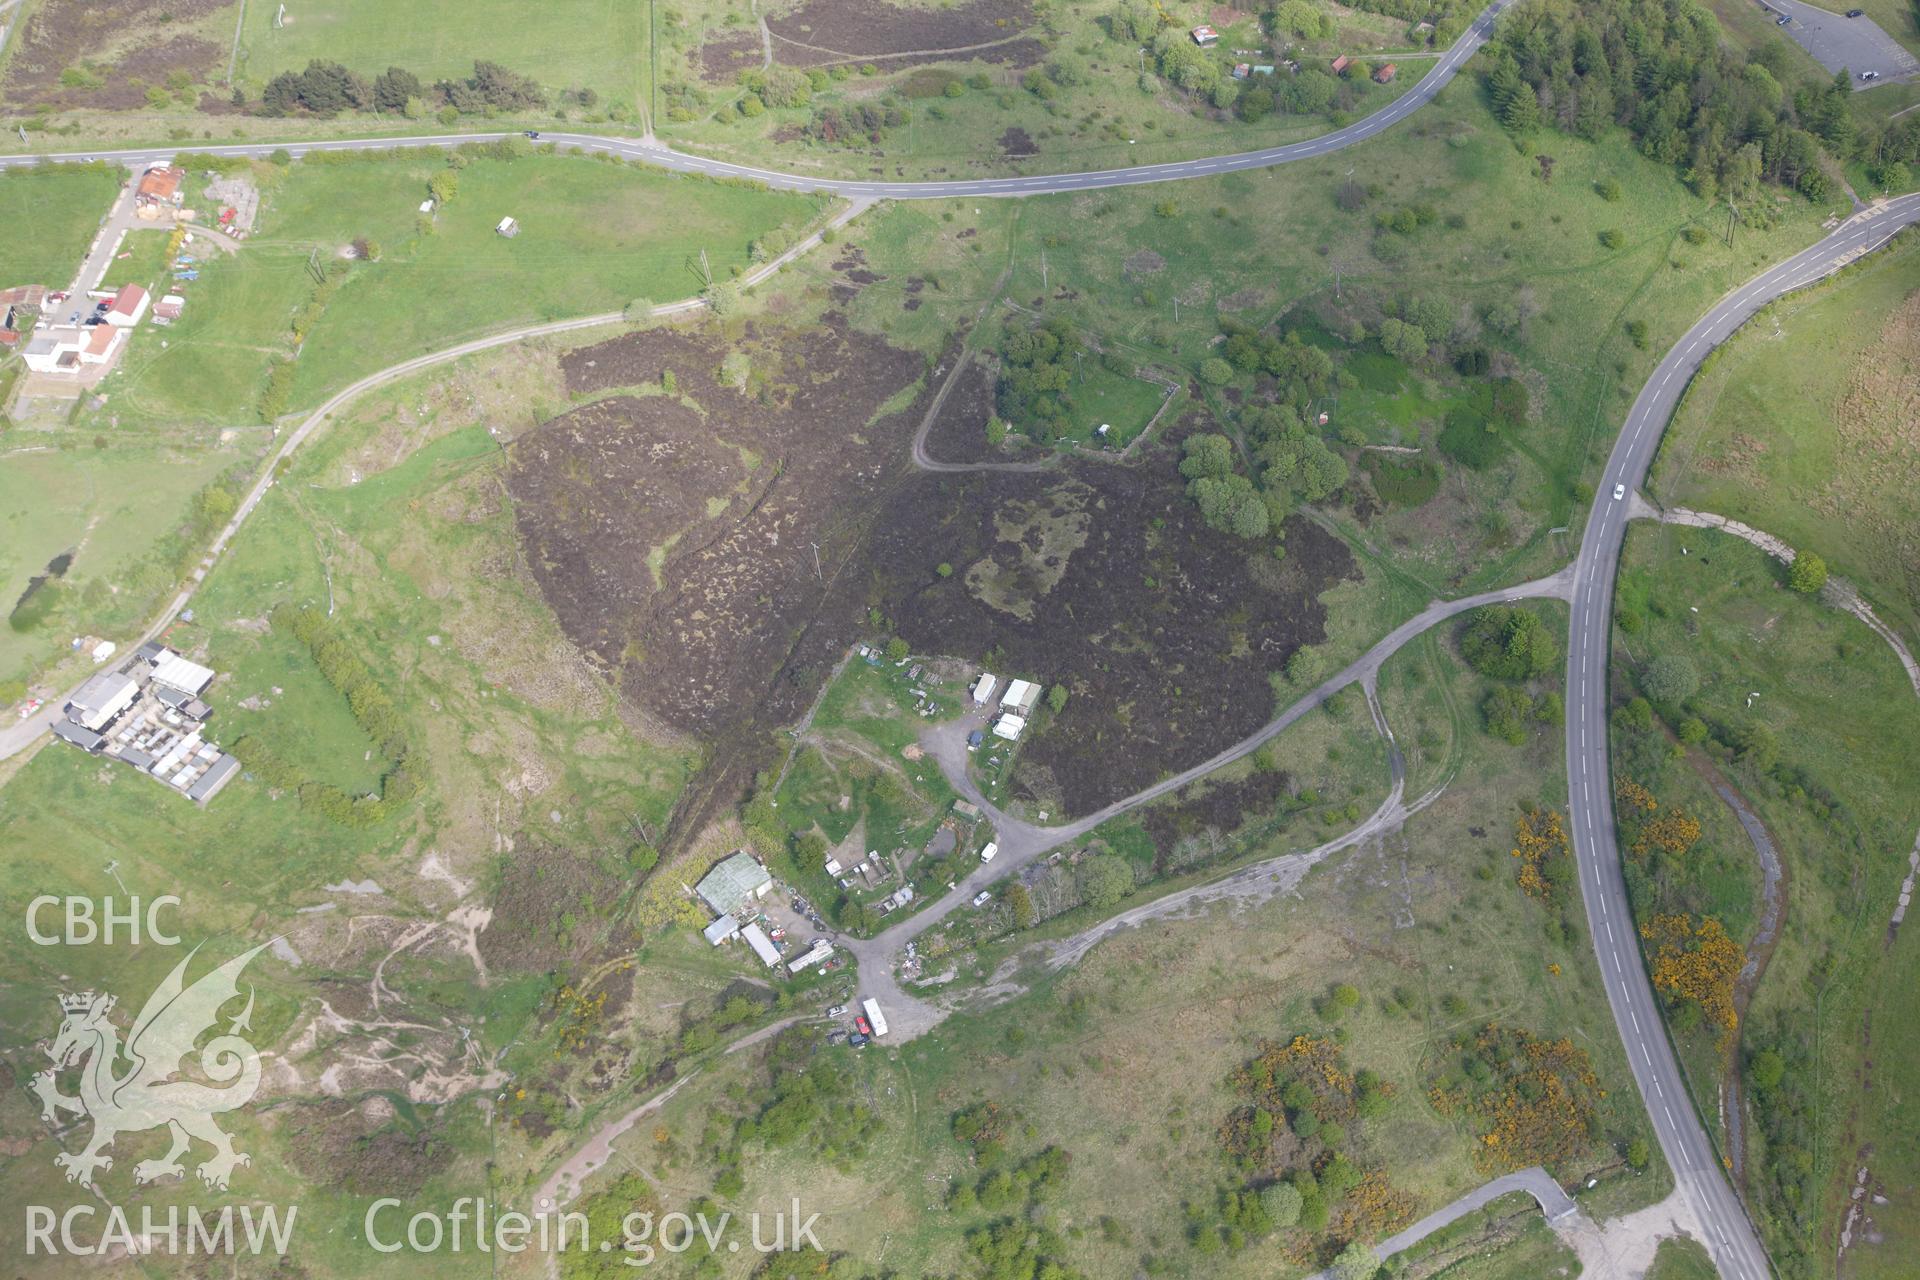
[252,59,550,121]
[226,603,419,825]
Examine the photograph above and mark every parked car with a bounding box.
[1776,13,1791,24]
[848,1032,870,1047]
[1847,8,1864,15]
[854,1014,873,1036]
[826,1004,848,1018]
[1860,70,1880,80]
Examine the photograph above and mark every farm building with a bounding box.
[1374,62,1397,83]
[150,650,216,696]
[22,324,126,375]
[1331,54,1352,74]
[971,673,998,705]
[136,165,185,208]
[68,672,139,732]
[153,294,185,325]
[495,216,520,238]
[56,646,242,806]
[1190,25,1219,45]
[104,284,149,328]
[1000,679,1041,716]
[696,851,773,915]
[702,914,741,945]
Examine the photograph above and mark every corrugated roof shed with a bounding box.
[151,651,215,695]
[52,720,105,751]
[186,754,240,804]
[70,671,138,730]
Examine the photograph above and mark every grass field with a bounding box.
[87,147,823,427]
[1612,524,1920,1280]
[0,437,252,689]
[238,0,648,105]
[0,162,119,289]
[1650,231,1920,636]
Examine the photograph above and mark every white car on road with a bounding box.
[1612,483,1627,500]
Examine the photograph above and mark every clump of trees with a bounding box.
[1173,322,1351,551]
[995,315,1082,439]
[806,101,910,146]
[1481,0,1877,207]
[1180,434,1270,539]
[1460,604,1559,681]
[259,59,544,119]
[1460,605,1562,746]
[1202,1033,1409,1253]
[736,1026,881,1167]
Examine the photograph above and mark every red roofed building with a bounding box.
[105,284,149,328]
[1190,24,1220,45]
[1374,62,1397,83]
[84,324,123,362]
[1331,54,1353,74]
[136,165,185,207]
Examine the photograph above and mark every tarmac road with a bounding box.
[1562,193,1920,1280]
[0,0,1517,199]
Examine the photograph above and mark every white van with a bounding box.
[979,842,999,864]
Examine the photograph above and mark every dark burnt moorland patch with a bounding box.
[2,0,226,110]
[513,315,926,730]
[873,465,1352,813]
[766,0,1037,67]
[510,316,1353,837]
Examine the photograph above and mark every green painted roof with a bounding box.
[696,852,771,914]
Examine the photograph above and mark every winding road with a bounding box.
[0,0,1516,198]
[1556,192,1920,1280]
[3,5,1918,1268]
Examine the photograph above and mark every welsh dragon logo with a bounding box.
[32,941,269,1192]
